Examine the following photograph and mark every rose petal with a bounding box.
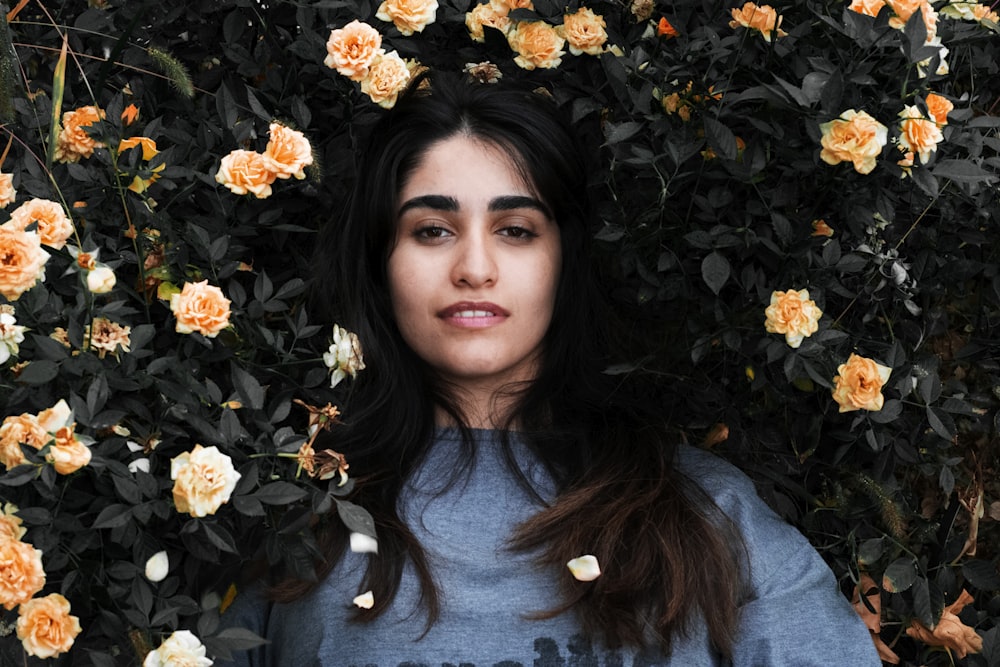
[349,532,378,554]
[567,554,601,581]
[353,591,375,609]
[145,551,169,582]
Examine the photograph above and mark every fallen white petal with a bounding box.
[567,555,601,581]
[353,591,374,609]
[145,551,169,582]
[349,531,378,554]
[128,458,150,474]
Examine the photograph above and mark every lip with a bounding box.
[438,301,509,328]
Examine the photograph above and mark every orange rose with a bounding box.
[6,198,74,249]
[925,92,953,125]
[728,2,787,41]
[324,20,384,81]
[0,538,45,610]
[832,353,892,412]
[0,503,26,542]
[886,0,937,39]
[657,17,680,37]
[119,136,164,193]
[216,149,276,198]
[171,444,241,517]
[764,289,823,348]
[16,593,81,659]
[819,109,888,175]
[562,7,608,56]
[263,123,313,180]
[375,0,438,35]
[507,21,566,70]
[0,173,16,208]
[849,0,887,17]
[906,590,983,658]
[898,105,943,164]
[46,425,91,475]
[360,52,412,109]
[811,219,834,237]
[121,103,139,126]
[170,280,231,337]
[54,105,105,163]
[0,413,48,470]
[466,2,511,42]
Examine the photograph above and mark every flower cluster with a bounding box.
[728,1,788,41]
[216,123,314,198]
[0,400,92,473]
[325,20,416,108]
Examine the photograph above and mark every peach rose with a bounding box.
[170,444,241,518]
[563,7,608,56]
[170,280,231,337]
[849,0,887,17]
[263,123,313,180]
[898,105,943,164]
[16,593,81,659]
[507,21,566,70]
[0,538,45,610]
[119,136,163,193]
[216,149,277,198]
[972,3,999,21]
[375,0,438,35]
[0,173,15,208]
[0,503,26,542]
[46,425,91,475]
[325,20,384,81]
[54,105,105,163]
[144,630,213,667]
[832,353,892,412]
[360,52,412,109]
[6,199,74,249]
[728,2,787,41]
[36,399,71,433]
[819,109,888,175]
[0,227,50,301]
[0,413,48,470]
[764,289,823,348]
[906,590,983,658]
[925,92,953,125]
[491,0,533,11]
[466,2,511,42]
[886,0,937,38]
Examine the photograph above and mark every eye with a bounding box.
[414,225,452,240]
[498,225,538,240]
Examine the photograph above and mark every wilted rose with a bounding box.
[170,280,231,337]
[463,61,504,84]
[360,52,411,109]
[906,590,983,658]
[171,444,241,517]
[819,109,888,175]
[897,105,943,164]
[0,173,16,208]
[563,7,608,55]
[728,2,787,41]
[143,630,213,667]
[465,2,511,42]
[16,593,81,659]
[324,324,366,388]
[375,0,438,35]
[263,123,313,180]
[832,353,892,412]
[216,149,277,198]
[507,21,566,70]
[764,289,823,348]
[0,538,46,610]
[54,105,105,163]
[325,20,384,81]
[0,413,48,470]
[6,199,74,249]
[86,317,131,358]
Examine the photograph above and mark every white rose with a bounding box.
[143,630,213,667]
[87,266,116,293]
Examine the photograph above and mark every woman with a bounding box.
[224,72,881,666]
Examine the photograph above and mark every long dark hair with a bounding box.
[289,71,745,656]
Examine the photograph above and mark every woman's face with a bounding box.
[387,135,561,412]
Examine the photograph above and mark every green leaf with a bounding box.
[45,36,68,170]
[701,252,730,295]
[231,363,266,410]
[336,499,376,538]
[92,504,133,529]
[962,559,1000,590]
[882,557,917,593]
[703,117,738,161]
[857,538,884,566]
[17,360,60,384]
[932,159,998,184]
[252,482,308,505]
[926,406,955,441]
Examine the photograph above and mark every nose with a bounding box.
[451,231,497,288]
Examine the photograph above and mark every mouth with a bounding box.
[438,301,509,325]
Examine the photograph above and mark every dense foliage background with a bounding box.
[0,0,997,664]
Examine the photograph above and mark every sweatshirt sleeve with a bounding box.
[678,446,883,667]
[217,583,270,667]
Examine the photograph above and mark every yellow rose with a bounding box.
[925,93,953,125]
[764,289,823,348]
[6,199,74,249]
[832,353,892,412]
[898,105,943,164]
[170,280,231,338]
[263,123,313,180]
[170,444,241,518]
[848,0,887,17]
[324,20,384,81]
[361,52,412,109]
[119,136,164,193]
[215,149,277,198]
[0,538,45,610]
[46,425,91,475]
[507,21,566,70]
[819,109,888,175]
[466,2,511,42]
[16,593,81,659]
[375,0,438,35]
[0,173,16,208]
[906,590,983,659]
[0,503,26,542]
[0,413,48,470]
[562,7,608,56]
[728,2,787,41]
[54,105,105,163]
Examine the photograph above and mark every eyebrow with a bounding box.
[397,194,552,219]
